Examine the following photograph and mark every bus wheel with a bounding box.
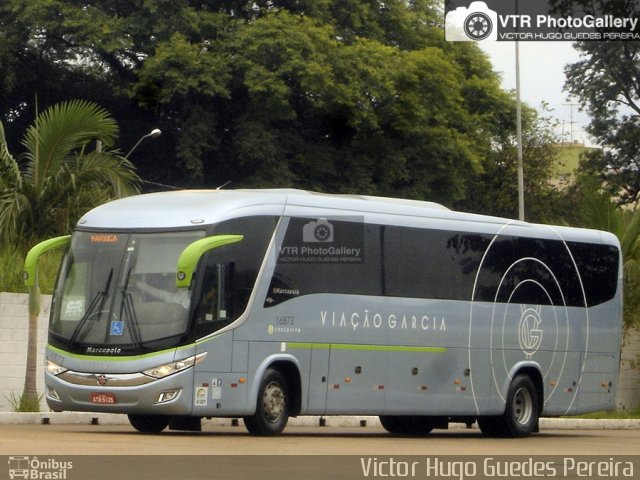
[477,416,503,437]
[379,415,404,434]
[243,368,289,436]
[503,374,538,437]
[379,416,433,436]
[479,374,539,438]
[128,414,170,433]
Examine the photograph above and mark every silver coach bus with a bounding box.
[25,189,622,437]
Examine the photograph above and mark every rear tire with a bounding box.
[503,374,539,437]
[128,414,169,433]
[478,374,539,438]
[243,368,289,436]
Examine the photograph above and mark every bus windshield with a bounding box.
[50,230,204,354]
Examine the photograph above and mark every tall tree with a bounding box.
[0,100,140,248]
[555,0,640,204]
[0,99,140,410]
[564,41,640,205]
[2,0,563,217]
[460,101,566,223]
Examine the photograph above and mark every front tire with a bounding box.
[128,414,170,433]
[243,368,290,436]
[379,416,434,436]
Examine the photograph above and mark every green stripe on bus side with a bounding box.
[287,343,446,353]
[48,341,446,362]
[46,343,196,362]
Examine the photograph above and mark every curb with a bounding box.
[1,413,639,430]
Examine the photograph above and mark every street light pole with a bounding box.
[514,0,524,221]
[516,41,525,222]
[125,128,162,159]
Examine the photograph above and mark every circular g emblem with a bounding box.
[468,230,590,410]
[177,271,186,281]
[519,305,543,358]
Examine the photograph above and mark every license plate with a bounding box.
[91,392,116,404]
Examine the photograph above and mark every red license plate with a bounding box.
[91,392,116,404]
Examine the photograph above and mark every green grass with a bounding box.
[571,409,640,419]
[5,392,42,412]
[0,247,62,294]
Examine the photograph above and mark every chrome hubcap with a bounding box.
[262,381,285,423]
[512,387,533,426]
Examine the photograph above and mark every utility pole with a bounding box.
[563,102,578,144]
[516,41,524,222]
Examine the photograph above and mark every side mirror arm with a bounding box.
[176,234,243,288]
[23,235,72,287]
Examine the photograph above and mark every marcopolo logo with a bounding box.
[445,1,498,41]
[445,0,640,42]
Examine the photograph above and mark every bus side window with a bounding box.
[196,263,219,323]
[192,258,236,339]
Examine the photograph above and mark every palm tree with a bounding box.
[0,100,140,247]
[0,100,141,410]
[576,178,640,329]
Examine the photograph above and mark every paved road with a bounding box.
[2,423,639,455]
[2,424,638,480]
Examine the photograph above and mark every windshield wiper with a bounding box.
[119,268,143,349]
[68,268,113,349]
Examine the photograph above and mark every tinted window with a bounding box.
[265,219,619,308]
[472,236,619,307]
[382,227,489,300]
[568,242,619,307]
[265,219,381,306]
[191,216,277,337]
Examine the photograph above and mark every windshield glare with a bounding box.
[50,231,204,350]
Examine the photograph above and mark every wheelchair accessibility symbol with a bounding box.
[110,320,124,336]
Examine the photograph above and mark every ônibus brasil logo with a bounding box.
[8,456,73,479]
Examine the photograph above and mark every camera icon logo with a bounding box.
[302,219,334,243]
[445,1,498,42]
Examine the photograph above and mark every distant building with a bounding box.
[551,142,600,188]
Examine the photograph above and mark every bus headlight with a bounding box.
[47,361,68,376]
[143,353,207,379]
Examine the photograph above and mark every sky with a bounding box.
[478,41,594,146]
